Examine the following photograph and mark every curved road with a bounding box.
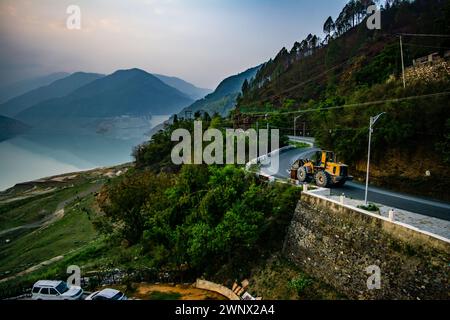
[260,147,450,221]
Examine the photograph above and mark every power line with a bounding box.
[244,33,448,109]
[399,33,450,38]
[274,60,350,97]
[247,34,410,105]
[402,43,450,50]
[251,57,356,105]
[241,91,450,116]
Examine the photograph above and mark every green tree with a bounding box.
[323,16,335,41]
[98,171,173,244]
[242,79,249,94]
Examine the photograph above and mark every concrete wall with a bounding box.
[283,193,450,300]
[194,279,240,300]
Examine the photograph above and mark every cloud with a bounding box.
[153,7,164,15]
[0,0,348,88]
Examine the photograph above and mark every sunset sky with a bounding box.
[0,0,348,88]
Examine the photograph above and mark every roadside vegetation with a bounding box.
[97,164,300,279]
[357,203,380,212]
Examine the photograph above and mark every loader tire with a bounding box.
[297,166,309,182]
[315,171,331,188]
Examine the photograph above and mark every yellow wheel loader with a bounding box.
[290,150,353,188]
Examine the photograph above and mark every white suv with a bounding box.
[85,288,127,300]
[31,280,83,300]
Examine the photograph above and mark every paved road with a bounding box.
[260,147,450,221]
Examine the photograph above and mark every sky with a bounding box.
[0,0,348,89]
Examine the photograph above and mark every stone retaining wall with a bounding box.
[283,193,450,299]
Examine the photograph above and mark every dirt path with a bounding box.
[130,284,227,300]
[0,183,103,237]
[0,255,65,283]
[0,187,57,204]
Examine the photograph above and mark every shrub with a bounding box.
[288,275,313,296]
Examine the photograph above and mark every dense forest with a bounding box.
[236,0,450,200]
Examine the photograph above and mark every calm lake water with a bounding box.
[0,115,169,191]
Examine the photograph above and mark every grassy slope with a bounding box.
[0,169,119,293]
[0,181,96,231]
[0,194,97,275]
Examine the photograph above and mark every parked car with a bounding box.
[31,280,83,300]
[85,288,127,300]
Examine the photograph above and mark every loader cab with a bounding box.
[315,151,336,167]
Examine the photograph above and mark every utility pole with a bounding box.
[365,112,386,205]
[294,115,302,136]
[400,35,406,89]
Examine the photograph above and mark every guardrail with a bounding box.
[245,145,295,171]
[303,187,450,247]
[287,136,315,147]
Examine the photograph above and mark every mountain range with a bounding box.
[0,72,69,105]
[176,65,260,118]
[0,72,104,117]
[0,66,258,139]
[153,74,211,100]
[147,65,261,137]
[16,69,194,124]
[0,115,29,142]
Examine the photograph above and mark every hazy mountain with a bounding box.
[17,68,193,124]
[154,74,212,100]
[0,115,30,142]
[177,65,260,117]
[0,72,104,117]
[0,72,69,105]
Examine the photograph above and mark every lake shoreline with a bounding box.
[0,162,133,195]
[0,115,171,192]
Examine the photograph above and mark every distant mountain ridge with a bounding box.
[17,68,193,123]
[0,72,69,105]
[0,115,29,142]
[154,74,211,100]
[0,72,104,117]
[177,65,261,118]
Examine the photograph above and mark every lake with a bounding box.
[0,115,169,191]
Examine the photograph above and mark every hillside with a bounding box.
[239,1,450,108]
[154,74,212,100]
[0,115,29,142]
[17,69,193,124]
[0,72,69,105]
[0,72,104,117]
[177,66,260,117]
[0,162,340,301]
[236,0,450,200]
